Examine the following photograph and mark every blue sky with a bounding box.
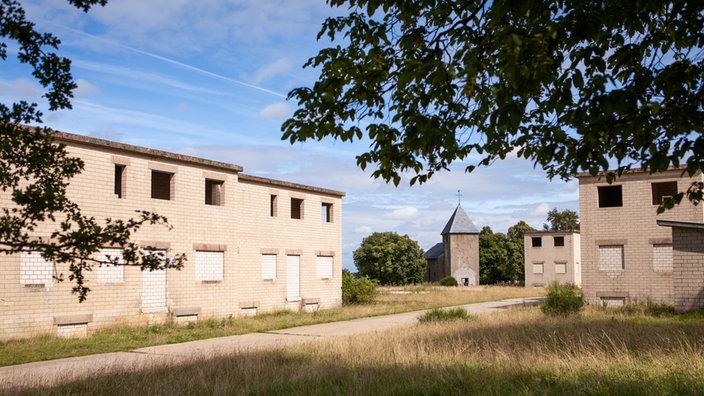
[1,0,579,270]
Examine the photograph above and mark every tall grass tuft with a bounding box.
[541,282,584,316]
[418,307,473,323]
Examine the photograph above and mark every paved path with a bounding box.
[0,297,543,390]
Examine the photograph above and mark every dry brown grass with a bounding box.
[20,305,704,395]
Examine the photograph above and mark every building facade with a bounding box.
[578,168,704,306]
[424,204,480,286]
[657,220,704,313]
[524,231,581,288]
[0,132,345,340]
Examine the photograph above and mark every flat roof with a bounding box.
[657,220,704,230]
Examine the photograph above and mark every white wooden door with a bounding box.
[286,255,300,301]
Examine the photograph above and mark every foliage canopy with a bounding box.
[0,0,184,301]
[543,208,580,231]
[353,231,426,285]
[284,0,704,205]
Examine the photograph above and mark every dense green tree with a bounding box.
[283,0,704,207]
[353,232,426,285]
[478,226,507,284]
[543,208,580,231]
[504,221,536,283]
[1,0,184,301]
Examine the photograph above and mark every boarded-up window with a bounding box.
[652,244,673,272]
[533,263,544,274]
[195,251,224,282]
[291,198,304,219]
[205,179,224,206]
[20,251,53,288]
[151,170,173,200]
[598,185,623,208]
[599,245,624,271]
[651,181,678,205]
[141,250,167,312]
[555,262,567,274]
[316,255,333,279]
[261,254,277,280]
[97,248,124,284]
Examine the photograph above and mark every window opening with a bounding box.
[151,170,173,200]
[205,179,224,206]
[270,195,277,217]
[598,185,623,208]
[554,236,565,247]
[531,237,542,247]
[291,198,303,219]
[651,181,678,205]
[114,165,126,199]
[322,202,333,223]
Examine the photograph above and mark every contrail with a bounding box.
[54,23,287,99]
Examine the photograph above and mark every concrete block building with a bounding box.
[657,220,704,313]
[424,204,480,286]
[578,168,704,307]
[524,231,581,288]
[0,131,345,340]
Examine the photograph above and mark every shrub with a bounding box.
[541,282,584,316]
[439,276,458,286]
[341,269,378,305]
[418,307,472,323]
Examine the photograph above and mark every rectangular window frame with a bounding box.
[651,181,678,205]
[554,236,565,247]
[114,164,126,199]
[322,202,333,223]
[532,262,544,274]
[261,254,277,280]
[316,255,334,279]
[270,194,278,217]
[291,197,304,220]
[151,170,174,201]
[598,185,623,208]
[531,237,542,247]
[205,179,225,206]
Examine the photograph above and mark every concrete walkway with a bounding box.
[0,297,543,390]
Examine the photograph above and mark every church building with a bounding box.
[424,204,480,285]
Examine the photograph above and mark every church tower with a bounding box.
[440,204,480,285]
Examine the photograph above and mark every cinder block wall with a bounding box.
[0,132,343,340]
[579,169,704,306]
[672,227,704,313]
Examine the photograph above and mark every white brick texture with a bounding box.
[20,251,53,288]
[97,248,125,283]
[195,251,224,282]
[599,245,624,272]
[652,244,673,272]
[316,256,333,279]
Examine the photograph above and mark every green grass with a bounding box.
[0,285,543,366]
[418,307,473,322]
[14,305,704,395]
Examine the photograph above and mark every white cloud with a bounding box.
[530,202,551,217]
[74,78,100,96]
[385,206,420,220]
[250,58,291,85]
[258,102,291,120]
[355,226,373,234]
[0,78,42,102]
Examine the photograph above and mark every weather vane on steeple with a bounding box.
[457,189,462,205]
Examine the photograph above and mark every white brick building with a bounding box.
[578,168,704,307]
[0,131,345,340]
[524,231,581,288]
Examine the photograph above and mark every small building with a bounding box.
[578,168,704,307]
[0,131,345,340]
[657,220,704,313]
[524,231,581,288]
[424,204,480,286]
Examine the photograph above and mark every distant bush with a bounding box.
[342,269,378,305]
[541,282,584,316]
[418,307,472,323]
[439,276,458,286]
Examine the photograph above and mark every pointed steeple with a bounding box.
[441,204,479,235]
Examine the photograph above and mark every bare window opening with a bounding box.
[598,185,623,208]
[114,165,125,198]
[531,237,542,247]
[322,202,333,223]
[270,195,277,217]
[291,198,304,219]
[554,236,565,247]
[205,179,224,206]
[151,170,173,200]
[651,181,678,205]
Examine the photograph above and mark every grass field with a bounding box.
[17,304,704,395]
[0,285,542,367]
